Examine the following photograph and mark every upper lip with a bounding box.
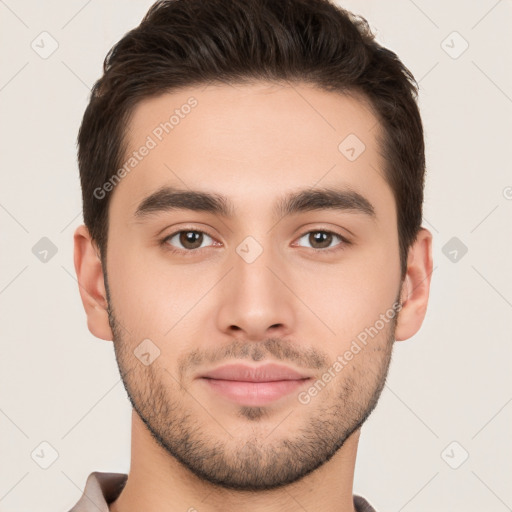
[200,363,311,382]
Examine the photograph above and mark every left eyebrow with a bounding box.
[274,186,376,219]
[133,185,376,221]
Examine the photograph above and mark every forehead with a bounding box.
[111,81,393,221]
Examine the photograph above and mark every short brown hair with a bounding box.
[78,0,425,277]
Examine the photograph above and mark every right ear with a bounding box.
[73,225,113,341]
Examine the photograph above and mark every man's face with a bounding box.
[105,82,403,490]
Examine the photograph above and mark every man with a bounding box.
[70,0,433,510]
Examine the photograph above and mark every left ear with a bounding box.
[395,228,433,341]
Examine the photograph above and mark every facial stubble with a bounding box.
[106,282,398,491]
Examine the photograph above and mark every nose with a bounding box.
[215,242,297,341]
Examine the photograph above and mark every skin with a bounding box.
[74,82,433,512]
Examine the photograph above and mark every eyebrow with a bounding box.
[133,185,376,221]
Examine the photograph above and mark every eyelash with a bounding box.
[160,228,351,256]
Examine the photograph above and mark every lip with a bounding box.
[199,363,312,406]
[200,363,310,382]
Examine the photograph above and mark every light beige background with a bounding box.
[1,1,511,511]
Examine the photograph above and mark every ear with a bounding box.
[73,224,113,341]
[395,228,433,341]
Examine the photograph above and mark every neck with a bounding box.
[109,411,359,512]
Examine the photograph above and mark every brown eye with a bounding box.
[165,230,213,251]
[296,230,345,251]
[309,231,333,248]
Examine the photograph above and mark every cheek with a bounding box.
[106,245,165,335]
[106,245,216,347]
[291,247,400,345]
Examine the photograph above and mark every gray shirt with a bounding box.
[68,472,377,512]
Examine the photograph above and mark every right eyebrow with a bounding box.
[134,187,234,219]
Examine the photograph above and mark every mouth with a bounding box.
[198,363,312,406]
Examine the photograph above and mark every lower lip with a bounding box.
[201,378,310,406]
